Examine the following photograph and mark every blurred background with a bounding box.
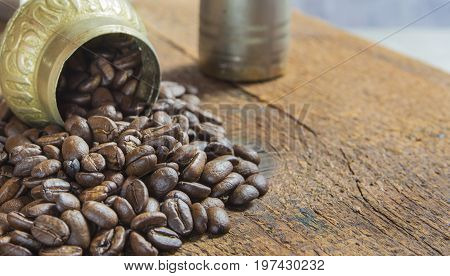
[293,0,450,73]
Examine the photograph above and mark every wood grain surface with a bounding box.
[1,0,449,255]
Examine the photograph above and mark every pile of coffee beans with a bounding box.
[0,40,268,256]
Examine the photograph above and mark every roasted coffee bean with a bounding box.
[155,146,170,163]
[145,167,178,198]
[112,69,133,89]
[118,134,141,155]
[181,151,207,182]
[200,160,233,186]
[191,203,208,234]
[124,178,149,214]
[9,144,42,165]
[129,231,158,256]
[146,227,182,251]
[151,111,172,127]
[161,198,193,236]
[7,211,33,232]
[228,184,259,206]
[176,182,211,201]
[233,159,259,178]
[91,87,115,108]
[39,245,83,256]
[19,177,43,189]
[36,132,68,148]
[90,226,126,256]
[81,153,106,172]
[207,207,230,235]
[0,197,31,213]
[201,197,225,210]
[64,115,92,144]
[61,210,90,250]
[246,174,269,196]
[14,155,48,177]
[233,144,260,165]
[5,135,32,153]
[121,79,138,96]
[169,144,199,167]
[180,94,201,106]
[113,50,141,70]
[104,170,125,186]
[75,172,105,188]
[67,51,87,71]
[62,92,92,106]
[125,145,157,177]
[0,242,32,256]
[79,181,117,203]
[62,136,89,161]
[30,185,44,200]
[164,190,192,207]
[78,74,101,93]
[42,145,61,161]
[213,155,239,166]
[60,160,77,178]
[143,197,160,213]
[55,193,81,212]
[210,172,245,198]
[0,177,22,205]
[94,143,125,170]
[31,159,62,178]
[41,178,71,202]
[149,162,179,174]
[88,116,119,143]
[160,81,186,98]
[9,230,41,252]
[25,203,59,218]
[31,215,70,246]
[113,197,136,225]
[61,104,88,120]
[82,201,118,229]
[205,141,234,160]
[96,58,115,86]
[88,105,122,121]
[131,211,167,232]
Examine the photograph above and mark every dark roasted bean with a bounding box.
[9,144,42,165]
[31,159,62,178]
[81,153,106,172]
[61,210,90,250]
[233,159,259,178]
[228,184,259,206]
[42,145,61,161]
[39,245,83,256]
[7,211,33,232]
[191,203,208,234]
[207,207,230,235]
[89,226,126,256]
[146,227,182,251]
[64,116,92,144]
[145,167,178,198]
[176,182,211,201]
[55,193,81,212]
[88,116,119,143]
[125,178,149,214]
[200,160,233,186]
[201,197,225,210]
[0,177,22,205]
[246,174,269,196]
[62,136,89,161]
[41,178,71,202]
[181,151,207,182]
[164,190,192,207]
[131,212,167,232]
[10,230,41,252]
[0,242,32,256]
[113,197,136,225]
[82,201,118,229]
[75,172,105,188]
[129,231,158,256]
[210,172,244,198]
[161,198,193,236]
[14,155,48,177]
[31,215,70,246]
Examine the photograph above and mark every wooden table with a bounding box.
[3,0,449,255]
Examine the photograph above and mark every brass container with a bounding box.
[0,0,160,127]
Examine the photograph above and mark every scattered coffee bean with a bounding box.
[207,207,230,235]
[228,184,259,206]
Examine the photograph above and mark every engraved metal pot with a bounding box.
[199,0,291,82]
[0,0,160,127]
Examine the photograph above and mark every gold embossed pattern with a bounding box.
[0,0,146,126]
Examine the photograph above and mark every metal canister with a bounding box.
[199,0,291,82]
[0,0,160,127]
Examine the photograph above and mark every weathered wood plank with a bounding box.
[136,0,450,255]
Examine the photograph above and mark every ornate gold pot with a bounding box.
[0,0,160,126]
